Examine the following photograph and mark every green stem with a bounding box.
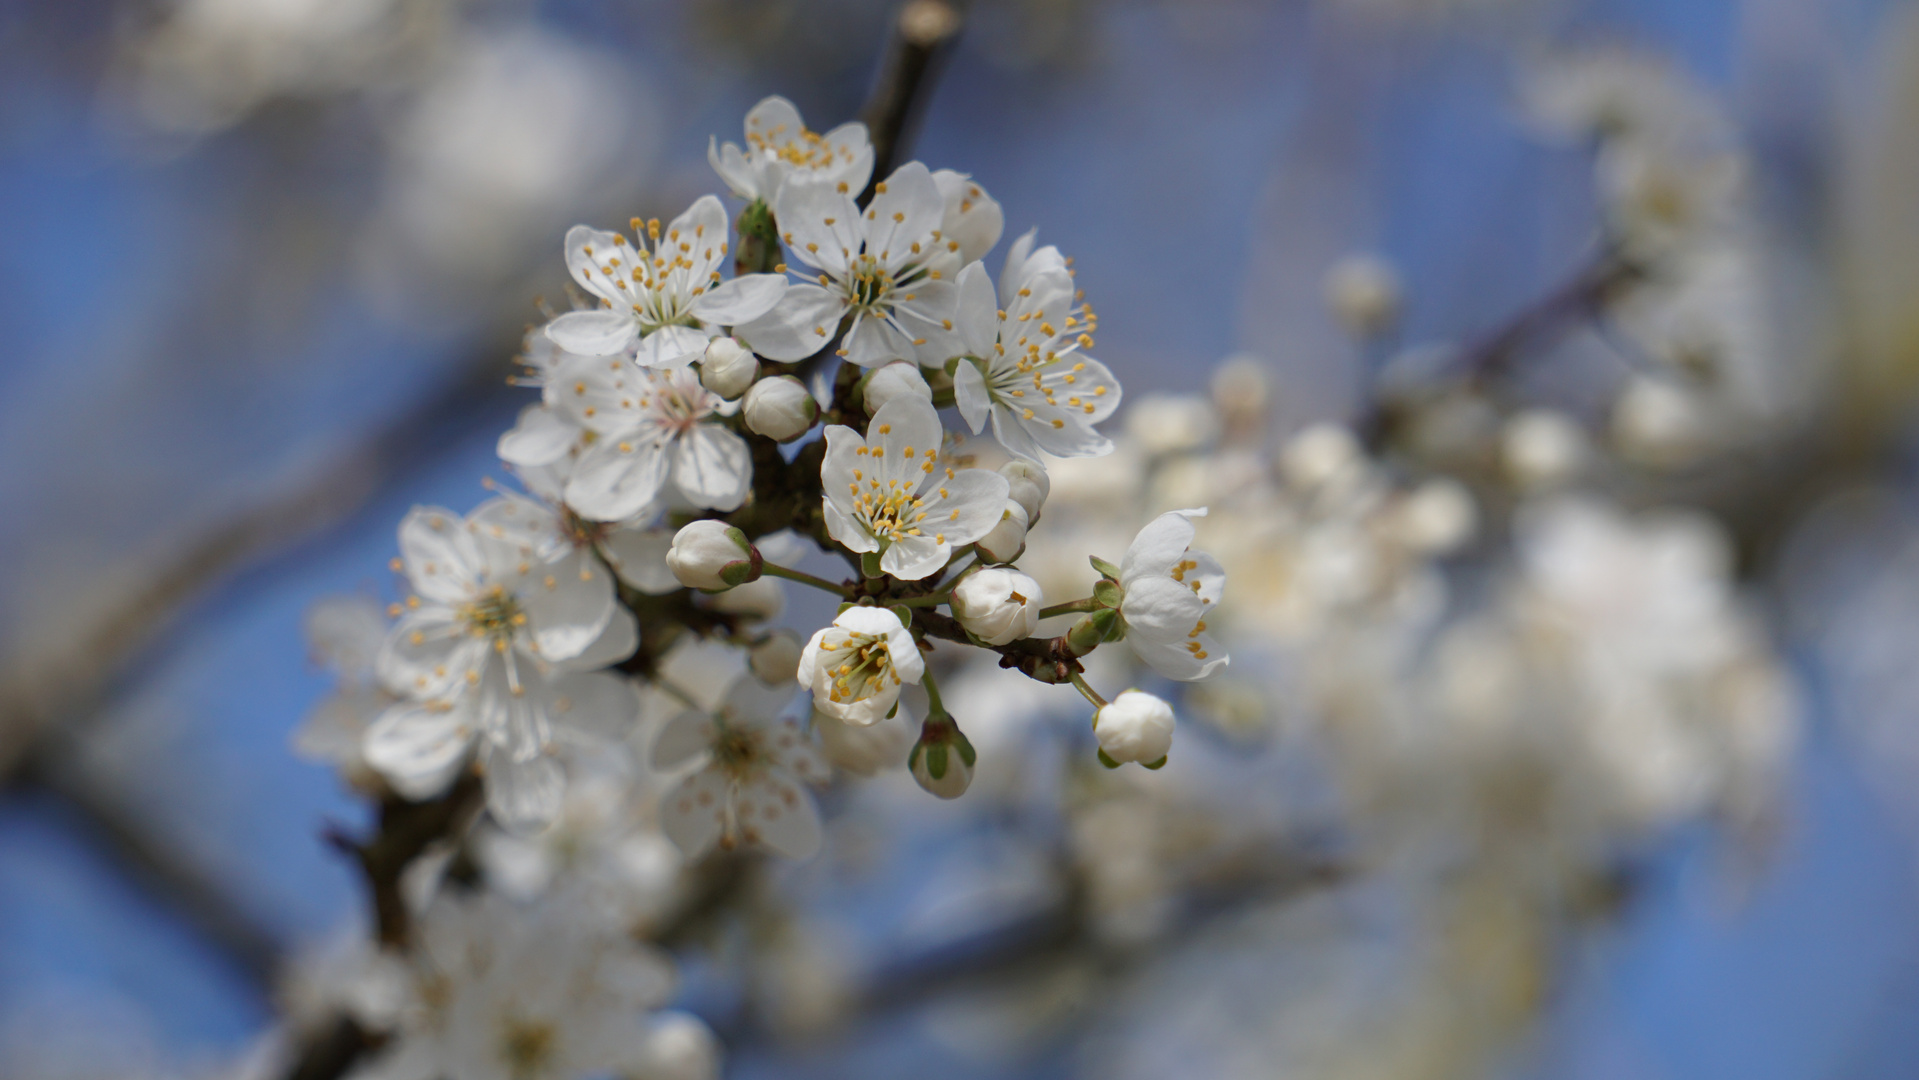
[1039,597,1099,620]
[921,666,949,719]
[654,677,704,711]
[1068,671,1108,710]
[897,592,949,609]
[761,562,852,598]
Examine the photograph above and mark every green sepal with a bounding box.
[1142,755,1168,771]
[886,701,899,720]
[1092,579,1124,608]
[1065,606,1120,655]
[836,601,858,617]
[1097,748,1123,769]
[907,741,922,772]
[889,603,915,629]
[1089,555,1122,580]
[955,729,977,768]
[926,744,949,781]
[861,551,885,579]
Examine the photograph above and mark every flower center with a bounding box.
[459,586,525,642]
[712,727,763,775]
[854,479,928,543]
[499,1017,556,1075]
[746,124,842,170]
[825,634,899,704]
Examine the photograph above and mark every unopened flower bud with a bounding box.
[1279,423,1363,490]
[1324,253,1401,339]
[1503,408,1589,490]
[632,1011,721,1080]
[973,500,1030,565]
[815,705,913,776]
[666,521,760,591]
[951,567,1043,646]
[909,717,975,799]
[862,360,932,414]
[1393,479,1476,555]
[1065,605,1121,655]
[1094,690,1175,768]
[999,460,1050,524]
[1125,393,1218,456]
[743,375,817,441]
[749,630,804,684]
[699,336,758,399]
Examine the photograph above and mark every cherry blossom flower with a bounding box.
[544,196,787,367]
[819,396,1010,580]
[797,606,925,725]
[708,95,872,206]
[736,161,959,367]
[470,479,678,596]
[1118,508,1229,681]
[537,360,752,521]
[940,232,1122,459]
[653,678,827,858]
[364,505,636,831]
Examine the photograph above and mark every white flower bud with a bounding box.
[814,705,913,776]
[862,360,932,415]
[749,630,804,684]
[632,1011,721,1080]
[743,375,818,441]
[666,520,759,591]
[999,459,1050,523]
[1279,422,1363,490]
[1324,253,1401,339]
[973,499,1030,565]
[1503,408,1589,490]
[699,336,758,399]
[1613,375,1708,467]
[950,568,1043,646]
[1094,690,1176,767]
[909,719,975,799]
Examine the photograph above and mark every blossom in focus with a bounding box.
[820,396,1010,580]
[797,606,925,725]
[708,95,873,206]
[1094,690,1176,767]
[545,196,788,366]
[364,506,635,831]
[653,678,827,858]
[550,363,752,520]
[736,162,959,366]
[951,567,1044,646]
[932,168,1005,264]
[1117,508,1229,680]
[741,375,818,441]
[666,521,760,591]
[942,231,1122,459]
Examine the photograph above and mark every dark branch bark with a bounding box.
[859,0,965,201]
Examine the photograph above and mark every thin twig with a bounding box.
[859,0,965,201]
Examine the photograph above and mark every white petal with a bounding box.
[934,169,1005,264]
[659,768,730,857]
[515,547,615,662]
[545,670,639,743]
[885,625,925,685]
[775,178,860,278]
[672,425,753,511]
[709,136,758,200]
[1121,508,1205,585]
[881,535,947,581]
[822,497,877,553]
[547,310,636,357]
[376,609,480,700]
[920,468,1011,545]
[600,525,679,594]
[364,701,475,800]
[1017,410,1114,459]
[559,605,638,670]
[497,405,579,468]
[482,745,564,834]
[844,312,918,368]
[633,324,714,369]
[566,437,673,522]
[820,120,874,194]
[467,491,559,562]
[865,161,944,265]
[989,403,1045,462]
[744,95,805,143]
[736,771,821,858]
[653,709,714,770]
[690,273,787,327]
[667,195,730,283]
[1000,229,1039,307]
[397,506,483,603]
[734,282,845,362]
[952,358,991,434]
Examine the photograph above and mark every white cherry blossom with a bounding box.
[933,168,1004,264]
[543,360,752,521]
[819,396,1010,580]
[708,95,873,206]
[364,505,636,831]
[545,195,787,367]
[941,231,1122,459]
[1118,508,1229,681]
[653,678,827,858]
[736,161,960,367]
[797,606,925,725]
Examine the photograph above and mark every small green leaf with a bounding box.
[1092,579,1124,608]
[1142,755,1168,771]
[1096,748,1122,769]
[1089,555,1122,580]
